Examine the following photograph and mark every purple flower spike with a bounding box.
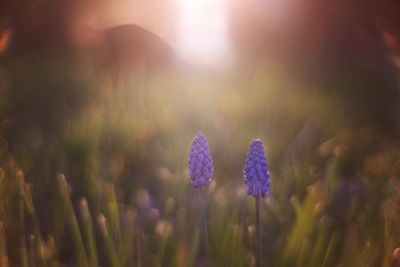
[188,132,214,189]
[244,139,270,198]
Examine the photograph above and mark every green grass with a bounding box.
[0,63,399,267]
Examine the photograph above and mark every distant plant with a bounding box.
[244,139,270,267]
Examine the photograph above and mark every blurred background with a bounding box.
[0,0,399,266]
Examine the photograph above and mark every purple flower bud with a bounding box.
[188,132,214,189]
[243,139,270,198]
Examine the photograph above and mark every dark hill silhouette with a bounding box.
[102,24,174,74]
[1,22,175,147]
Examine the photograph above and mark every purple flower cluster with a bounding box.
[188,132,270,198]
[243,139,270,198]
[188,132,214,189]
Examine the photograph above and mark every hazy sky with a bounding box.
[91,0,232,65]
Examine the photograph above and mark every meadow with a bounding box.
[0,53,399,267]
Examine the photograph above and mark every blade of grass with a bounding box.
[98,214,120,267]
[58,174,88,267]
[80,198,98,267]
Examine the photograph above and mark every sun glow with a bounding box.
[177,0,232,65]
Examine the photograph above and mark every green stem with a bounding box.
[200,187,210,257]
[256,197,261,267]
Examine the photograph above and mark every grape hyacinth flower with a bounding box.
[243,139,270,267]
[188,131,213,257]
[188,131,214,189]
[243,139,270,198]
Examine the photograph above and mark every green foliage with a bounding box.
[0,49,399,266]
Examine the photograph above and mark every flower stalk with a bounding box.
[188,131,213,259]
[243,139,270,267]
